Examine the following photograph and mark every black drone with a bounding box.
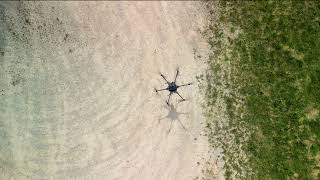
[155,68,192,105]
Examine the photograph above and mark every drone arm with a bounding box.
[175,91,185,101]
[166,93,172,105]
[174,68,179,82]
[155,87,168,92]
[177,83,192,88]
[161,74,170,84]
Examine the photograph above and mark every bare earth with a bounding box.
[0,1,222,180]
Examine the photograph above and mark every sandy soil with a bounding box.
[0,1,220,180]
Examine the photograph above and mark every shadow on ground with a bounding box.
[159,103,189,134]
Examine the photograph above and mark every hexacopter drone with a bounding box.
[155,68,192,105]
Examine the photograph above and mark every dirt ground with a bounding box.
[0,1,223,180]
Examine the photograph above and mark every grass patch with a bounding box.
[203,1,320,179]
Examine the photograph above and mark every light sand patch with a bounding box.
[0,1,220,180]
[305,107,319,120]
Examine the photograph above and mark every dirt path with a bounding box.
[0,1,217,180]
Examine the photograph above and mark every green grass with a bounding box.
[204,1,320,179]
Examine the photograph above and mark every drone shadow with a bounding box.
[158,103,189,134]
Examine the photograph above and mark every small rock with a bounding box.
[25,18,31,25]
[64,33,69,41]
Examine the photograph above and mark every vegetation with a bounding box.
[203,1,320,179]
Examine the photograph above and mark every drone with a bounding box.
[155,68,192,105]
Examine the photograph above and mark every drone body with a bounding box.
[155,69,192,105]
[168,82,178,92]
